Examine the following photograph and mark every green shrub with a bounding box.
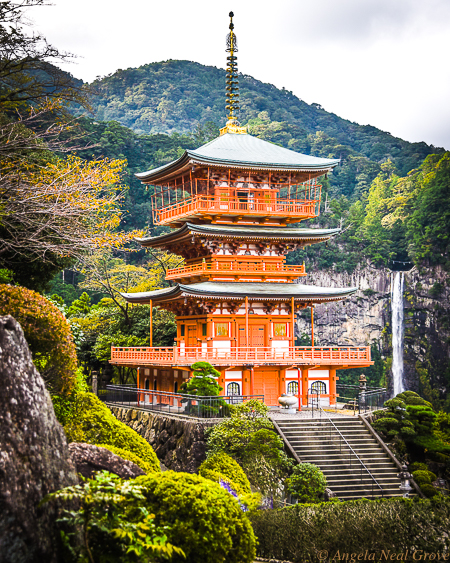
[66,393,160,473]
[229,398,269,418]
[420,484,440,498]
[136,471,256,563]
[206,402,292,496]
[199,452,251,495]
[413,470,433,485]
[95,444,156,474]
[250,498,450,561]
[45,471,183,563]
[285,463,327,503]
[0,284,78,393]
[409,462,428,472]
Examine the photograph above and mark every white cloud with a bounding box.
[27,0,450,148]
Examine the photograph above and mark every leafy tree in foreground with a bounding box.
[0,283,77,393]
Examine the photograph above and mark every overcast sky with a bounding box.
[28,0,450,149]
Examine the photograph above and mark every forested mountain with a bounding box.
[86,60,442,178]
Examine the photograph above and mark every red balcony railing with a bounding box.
[154,195,319,225]
[166,260,306,281]
[110,346,372,367]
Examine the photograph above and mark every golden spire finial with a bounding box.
[221,11,247,135]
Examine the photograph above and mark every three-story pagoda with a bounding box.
[111,13,372,406]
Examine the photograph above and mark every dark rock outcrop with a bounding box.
[110,407,216,472]
[69,443,145,479]
[0,315,78,563]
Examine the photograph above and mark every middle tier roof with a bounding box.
[122,281,357,305]
[136,222,340,249]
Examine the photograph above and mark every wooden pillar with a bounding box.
[149,299,153,347]
[250,367,254,396]
[301,367,309,406]
[245,296,249,347]
[291,296,295,349]
[329,368,337,406]
[297,367,302,411]
[278,368,285,400]
[311,305,315,347]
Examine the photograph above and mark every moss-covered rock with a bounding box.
[65,393,160,473]
[95,443,157,474]
[136,471,256,563]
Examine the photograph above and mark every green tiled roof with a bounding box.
[136,132,340,182]
[122,281,357,304]
[136,222,340,246]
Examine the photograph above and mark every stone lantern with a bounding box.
[359,373,367,410]
[398,463,413,497]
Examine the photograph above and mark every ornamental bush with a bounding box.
[65,393,160,473]
[413,469,437,486]
[199,452,251,495]
[206,403,293,496]
[285,463,327,503]
[136,471,256,563]
[420,483,440,498]
[0,284,78,393]
[95,444,156,474]
[250,498,450,561]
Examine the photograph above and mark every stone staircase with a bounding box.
[275,417,408,500]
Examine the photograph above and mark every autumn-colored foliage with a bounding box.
[0,284,77,393]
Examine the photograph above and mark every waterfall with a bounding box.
[391,271,405,396]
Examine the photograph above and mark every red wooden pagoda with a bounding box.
[110,13,372,406]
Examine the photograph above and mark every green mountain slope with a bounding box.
[87,60,442,179]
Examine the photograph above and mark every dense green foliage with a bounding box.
[198,452,251,496]
[135,471,256,563]
[64,393,160,473]
[45,471,183,563]
[180,362,222,396]
[206,400,293,496]
[250,498,450,562]
[0,284,78,393]
[285,463,327,503]
[371,392,450,482]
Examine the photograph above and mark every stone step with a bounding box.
[272,415,407,499]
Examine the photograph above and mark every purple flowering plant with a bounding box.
[219,479,248,512]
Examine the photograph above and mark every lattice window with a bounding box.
[227,382,240,396]
[274,323,287,337]
[287,381,298,394]
[216,323,229,337]
[311,381,326,394]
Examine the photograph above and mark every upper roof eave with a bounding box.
[135,222,341,247]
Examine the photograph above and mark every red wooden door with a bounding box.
[238,325,265,347]
[253,370,279,405]
[187,326,197,347]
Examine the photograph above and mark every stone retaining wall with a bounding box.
[109,406,219,472]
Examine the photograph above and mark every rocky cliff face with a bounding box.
[296,263,450,405]
[0,316,78,563]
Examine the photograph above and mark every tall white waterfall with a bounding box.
[391,271,405,396]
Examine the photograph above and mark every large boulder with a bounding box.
[0,315,78,563]
[69,443,145,479]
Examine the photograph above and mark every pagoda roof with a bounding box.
[122,281,356,305]
[136,132,340,183]
[136,222,340,248]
